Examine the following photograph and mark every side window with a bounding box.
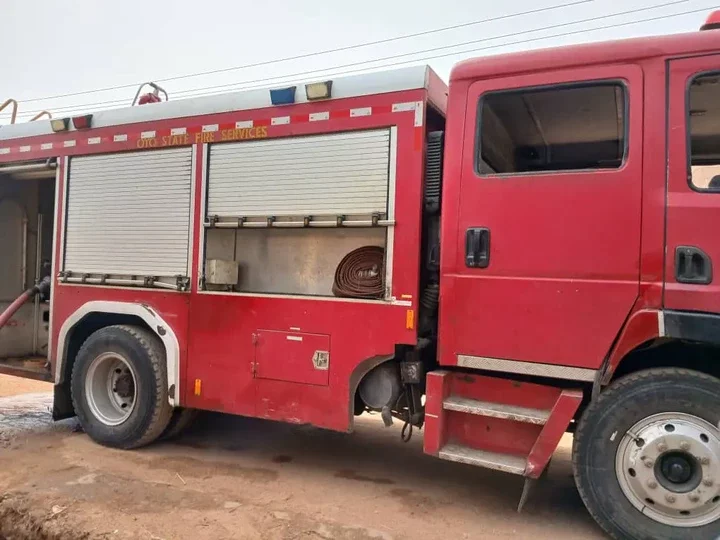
[477,83,627,175]
[689,72,720,190]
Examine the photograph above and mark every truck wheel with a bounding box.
[70,325,172,449]
[161,408,198,441]
[573,368,720,540]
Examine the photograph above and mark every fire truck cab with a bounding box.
[1,12,720,539]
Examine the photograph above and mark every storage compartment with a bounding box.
[254,329,330,386]
[205,227,385,296]
[202,128,396,299]
[207,129,391,218]
[63,148,193,288]
[0,161,56,379]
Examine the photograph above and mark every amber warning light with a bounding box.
[50,118,69,133]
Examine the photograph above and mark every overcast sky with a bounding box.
[0,0,714,124]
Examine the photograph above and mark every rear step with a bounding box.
[443,396,550,425]
[0,357,52,382]
[439,444,526,475]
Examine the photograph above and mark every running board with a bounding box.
[443,396,550,425]
[439,444,526,475]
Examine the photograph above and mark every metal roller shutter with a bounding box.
[64,148,192,277]
[207,129,391,218]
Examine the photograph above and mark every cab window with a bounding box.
[689,72,720,190]
[477,82,627,175]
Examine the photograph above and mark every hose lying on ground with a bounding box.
[332,246,385,299]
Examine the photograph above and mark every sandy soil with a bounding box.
[0,374,605,540]
[0,375,51,397]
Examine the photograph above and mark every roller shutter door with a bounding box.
[64,148,192,277]
[207,129,391,218]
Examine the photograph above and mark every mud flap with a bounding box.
[52,383,75,421]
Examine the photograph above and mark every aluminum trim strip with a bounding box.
[456,354,597,382]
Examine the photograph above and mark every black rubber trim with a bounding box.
[664,310,720,345]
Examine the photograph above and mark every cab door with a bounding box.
[439,65,643,372]
[665,55,720,313]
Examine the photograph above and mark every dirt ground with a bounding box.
[0,374,606,540]
[0,376,52,398]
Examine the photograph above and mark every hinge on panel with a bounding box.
[250,333,258,376]
[176,275,190,291]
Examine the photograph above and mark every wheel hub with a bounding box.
[85,353,137,426]
[616,412,720,527]
[113,371,134,399]
[656,451,701,493]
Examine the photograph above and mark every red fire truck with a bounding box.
[1,11,720,539]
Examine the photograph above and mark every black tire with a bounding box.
[160,408,198,441]
[70,325,173,449]
[573,368,720,540]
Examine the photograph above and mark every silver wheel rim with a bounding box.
[85,352,137,426]
[615,412,720,527]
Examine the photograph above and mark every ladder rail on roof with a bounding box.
[133,82,169,106]
[29,111,52,121]
[0,99,51,125]
[0,98,18,124]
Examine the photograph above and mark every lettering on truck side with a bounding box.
[220,126,269,141]
[136,126,269,148]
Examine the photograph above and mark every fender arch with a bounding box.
[601,309,663,384]
[347,354,395,429]
[55,301,181,406]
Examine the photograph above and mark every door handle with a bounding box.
[466,227,490,268]
[675,246,712,284]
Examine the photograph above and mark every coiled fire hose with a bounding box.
[0,276,51,331]
[332,246,385,299]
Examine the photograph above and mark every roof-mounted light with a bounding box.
[51,118,69,132]
[71,114,93,129]
[305,80,333,101]
[700,10,720,30]
[270,86,296,106]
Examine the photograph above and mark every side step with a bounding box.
[424,371,583,480]
[443,396,550,425]
[439,444,526,475]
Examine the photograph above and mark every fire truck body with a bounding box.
[40,66,446,434]
[1,14,720,538]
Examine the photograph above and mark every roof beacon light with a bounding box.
[305,81,333,101]
[71,114,93,129]
[51,118,69,133]
[700,10,720,30]
[270,86,296,106]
